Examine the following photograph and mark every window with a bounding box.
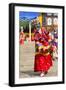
[47,17,52,25]
[53,17,58,25]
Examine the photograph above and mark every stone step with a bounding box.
[19,42,35,71]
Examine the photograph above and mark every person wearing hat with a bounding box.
[34,26,53,77]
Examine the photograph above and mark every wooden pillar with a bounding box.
[29,21,31,42]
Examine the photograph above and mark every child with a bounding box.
[26,35,30,42]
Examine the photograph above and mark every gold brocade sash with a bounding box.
[35,52,50,56]
[39,45,50,50]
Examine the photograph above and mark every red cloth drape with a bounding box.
[34,54,52,72]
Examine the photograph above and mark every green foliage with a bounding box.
[19,20,36,33]
[19,20,29,29]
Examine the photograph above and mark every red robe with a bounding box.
[34,53,52,72]
[19,32,24,45]
[34,30,52,72]
[20,39,24,45]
